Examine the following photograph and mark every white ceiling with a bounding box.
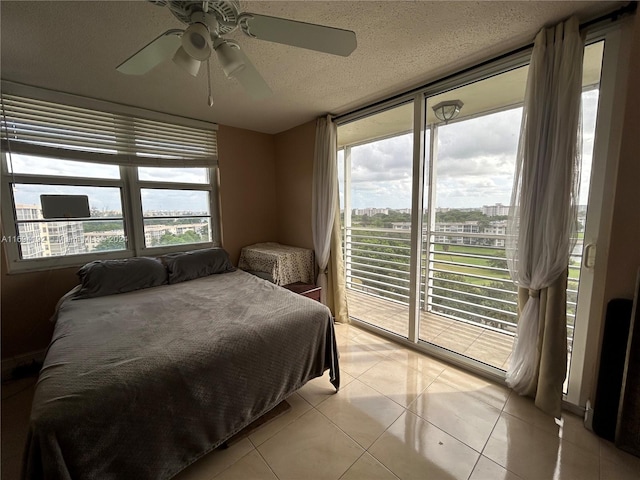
[0,1,621,134]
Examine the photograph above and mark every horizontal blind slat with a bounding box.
[1,93,218,165]
[1,141,218,168]
[3,103,216,142]
[2,119,216,152]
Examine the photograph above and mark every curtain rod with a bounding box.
[331,1,637,122]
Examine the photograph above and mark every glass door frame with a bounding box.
[336,22,627,410]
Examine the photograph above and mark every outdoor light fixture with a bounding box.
[432,100,464,124]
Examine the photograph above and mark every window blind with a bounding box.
[0,94,218,167]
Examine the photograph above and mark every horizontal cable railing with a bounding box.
[344,225,583,346]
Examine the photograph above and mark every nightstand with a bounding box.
[282,282,322,302]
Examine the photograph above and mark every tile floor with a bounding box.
[2,323,640,480]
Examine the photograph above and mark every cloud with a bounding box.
[12,178,209,215]
[339,89,600,209]
[138,167,207,184]
[436,107,521,178]
[13,184,122,212]
[140,189,209,214]
[350,134,413,183]
[10,154,119,179]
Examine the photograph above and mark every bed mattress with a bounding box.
[22,270,339,480]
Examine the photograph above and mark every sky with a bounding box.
[8,158,210,214]
[8,90,598,215]
[339,89,599,210]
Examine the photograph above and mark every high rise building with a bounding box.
[482,203,510,217]
[15,204,86,258]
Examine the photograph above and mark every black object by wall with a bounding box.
[592,298,633,441]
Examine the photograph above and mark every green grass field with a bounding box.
[433,244,505,258]
[430,244,510,285]
[360,241,581,287]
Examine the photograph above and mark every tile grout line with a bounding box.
[248,435,283,480]
[311,357,407,479]
[310,392,370,480]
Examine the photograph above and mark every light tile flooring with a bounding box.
[3,324,640,480]
[347,289,515,369]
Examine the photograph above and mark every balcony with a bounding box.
[347,289,515,369]
[344,225,581,371]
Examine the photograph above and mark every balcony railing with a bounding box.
[344,225,582,353]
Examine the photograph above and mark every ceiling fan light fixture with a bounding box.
[432,100,464,124]
[181,22,212,61]
[215,40,246,78]
[173,46,202,76]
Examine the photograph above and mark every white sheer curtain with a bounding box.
[312,115,338,304]
[506,17,583,410]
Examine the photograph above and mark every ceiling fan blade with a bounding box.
[239,13,357,57]
[231,49,272,100]
[117,29,183,75]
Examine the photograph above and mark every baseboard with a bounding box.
[562,399,587,418]
[1,349,46,381]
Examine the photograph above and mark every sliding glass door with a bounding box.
[338,102,414,337]
[419,66,526,369]
[337,37,608,391]
[420,41,604,376]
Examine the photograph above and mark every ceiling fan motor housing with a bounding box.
[162,1,241,35]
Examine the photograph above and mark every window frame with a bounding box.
[133,168,219,255]
[1,85,221,274]
[335,24,624,411]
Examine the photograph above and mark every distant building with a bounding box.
[482,221,507,247]
[15,205,47,258]
[14,205,209,256]
[45,222,86,256]
[433,221,480,245]
[482,203,510,217]
[143,223,208,247]
[434,222,480,234]
[15,204,85,258]
[391,222,411,230]
[353,207,389,216]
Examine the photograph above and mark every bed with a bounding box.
[22,251,339,480]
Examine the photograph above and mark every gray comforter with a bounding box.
[22,270,339,480]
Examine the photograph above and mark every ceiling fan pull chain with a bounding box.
[207,58,214,107]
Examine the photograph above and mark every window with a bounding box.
[337,37,607,395]
[1,88,220,272]
[140,187,211,248]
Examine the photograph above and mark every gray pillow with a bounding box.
[245,270,275,283]
[76,257,168,299]
[161,248,236,284]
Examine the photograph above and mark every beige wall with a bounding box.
[1,124,278,359]
[0,247,78,359]
[217,124,278,265]
[274,120,316,250]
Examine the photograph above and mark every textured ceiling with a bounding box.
[0,1,621,134]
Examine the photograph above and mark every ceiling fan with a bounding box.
[117,0,357,101]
